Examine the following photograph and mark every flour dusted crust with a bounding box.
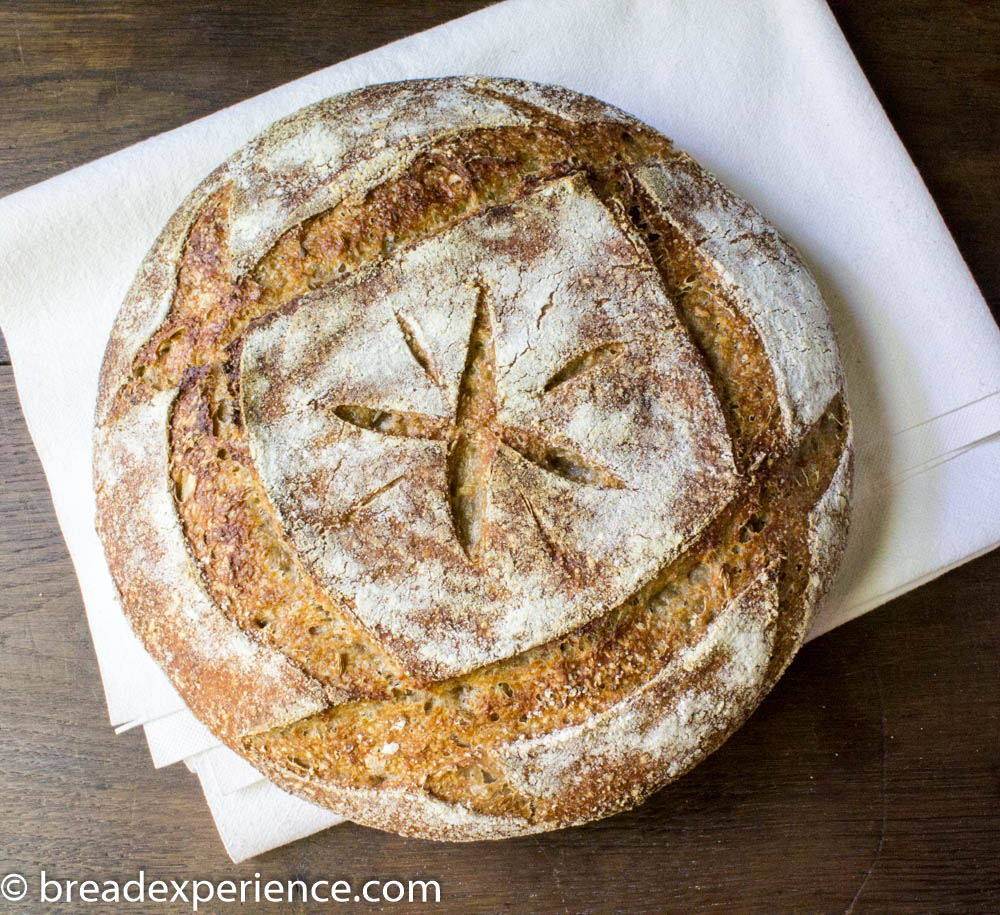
[93,390,327,742]
[94,77,852,840]
[241,174,737,681]
[633,161,841,444]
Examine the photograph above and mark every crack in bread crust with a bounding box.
[94,77,852,840]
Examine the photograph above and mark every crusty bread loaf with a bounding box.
[93,77,851,840]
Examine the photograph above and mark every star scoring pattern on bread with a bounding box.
[322,283,627,564]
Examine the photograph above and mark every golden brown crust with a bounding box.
[93,77,852,839]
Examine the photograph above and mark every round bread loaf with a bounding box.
[93,77,852,840]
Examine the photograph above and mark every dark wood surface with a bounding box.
[1,2,998,912]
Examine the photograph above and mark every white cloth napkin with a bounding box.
[2,0,998,862]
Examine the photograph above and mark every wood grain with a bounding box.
[1,1,998,912]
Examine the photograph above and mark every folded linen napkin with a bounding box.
[1,0,998,861]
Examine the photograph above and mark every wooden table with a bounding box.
[1,2,997,911]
